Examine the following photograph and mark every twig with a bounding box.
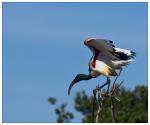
[111,81,123,94]
[110,80,124,122]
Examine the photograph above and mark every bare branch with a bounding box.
[91,69,123,123]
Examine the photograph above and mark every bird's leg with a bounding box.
[106,78,111,93]
[99,78,110,90]
[93,78,111,100]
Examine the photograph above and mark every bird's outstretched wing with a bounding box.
[84,38,136,61]
[94,39,116,52]
[84,38,118,60]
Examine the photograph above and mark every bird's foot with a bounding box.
[93,85,100,94]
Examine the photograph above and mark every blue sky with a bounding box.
[2,2,147,122]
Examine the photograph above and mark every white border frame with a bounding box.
[0,0,149,124]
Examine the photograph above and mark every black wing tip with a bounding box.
[130,51,136,59]
[109,40,113,43]
[131,51,136,56]
[108,40,115,48]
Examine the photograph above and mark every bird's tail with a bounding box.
[114,48,136,60]
[112,59,134,69]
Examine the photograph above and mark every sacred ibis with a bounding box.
[68,38,136,95]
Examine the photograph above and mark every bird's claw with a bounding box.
[93,85,101,94]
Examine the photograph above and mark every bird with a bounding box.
[68,38,136,95]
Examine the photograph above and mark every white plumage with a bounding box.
[115,47,134,56]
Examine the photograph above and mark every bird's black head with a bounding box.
[68,74,92,95]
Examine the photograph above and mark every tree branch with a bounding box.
[91,70,123,123]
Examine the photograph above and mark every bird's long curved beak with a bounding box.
[68,74,82,95]
[68,74,85,95]
[68,82,76,95]
[68,74,92,95]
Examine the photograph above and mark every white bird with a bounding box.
[68,38,136,95]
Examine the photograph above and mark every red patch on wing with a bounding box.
[92,48,101,68]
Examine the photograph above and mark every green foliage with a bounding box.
[74,91,94,122]
[74,85,148,123]
[48,85,148,123]
[55,103,74,123]
[48,97,56,105]
[48,97,74,123]
[114,85,148,123]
